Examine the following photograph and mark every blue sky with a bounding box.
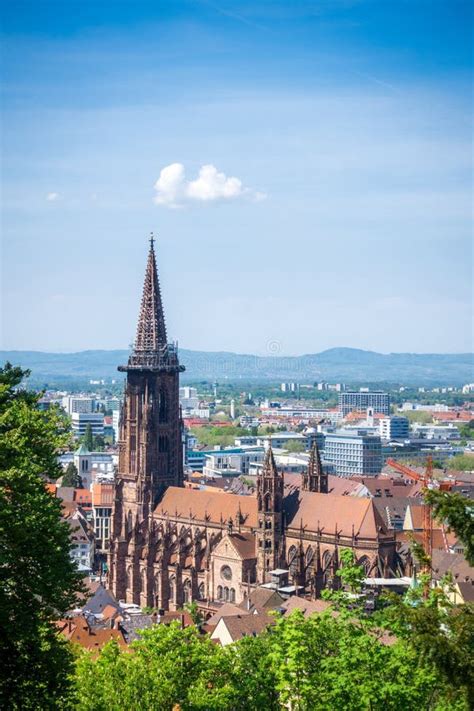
[1,0,472,355]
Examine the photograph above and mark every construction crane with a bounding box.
[385,457,434,571]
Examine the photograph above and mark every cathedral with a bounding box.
[108,239,398,610]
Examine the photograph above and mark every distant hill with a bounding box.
[1,348,472,386]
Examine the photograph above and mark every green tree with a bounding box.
[62,461,82,488]
[82,422,94,450]
[92,434,105,451]
[425,489,474,565]
[447,454,474,472]
[0,363,84,709]
[285,441,305,453]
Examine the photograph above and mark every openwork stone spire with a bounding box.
[303,442,328,493]
[134,235,167,353]
[262,440,279,478]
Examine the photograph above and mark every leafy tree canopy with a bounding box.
[0,363,84,709]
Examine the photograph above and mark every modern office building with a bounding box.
[323,430,382,477]
[339,391,390,416]
[71,412,104,438]
[62,396,96,414]
[379,416,409,441]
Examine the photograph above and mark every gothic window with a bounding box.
[288,546,298,576]
[197,583,205,600]
[358,556,371,575]
[229,588,236,602]
[169,576,176,600]
[305,546,314,566]
[141,569,146,594]
[322,551,332,574]
[126,566,132,590]
[159,436,169,453]
[130,396,136,419]
[264,494,271,512]
[217,585,223,600]
[130,435,136,472]
[127,510,132,535]
[224,587,229,601]
[158,390,168,423]
[220,565,232,581]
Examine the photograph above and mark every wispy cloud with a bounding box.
[153,163,266,208]
[46,192,60,201]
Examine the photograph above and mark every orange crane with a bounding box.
[386,457,434,570]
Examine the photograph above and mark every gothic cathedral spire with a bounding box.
[109,236,185,605]
[134,234,168,354]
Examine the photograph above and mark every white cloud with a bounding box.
[46,192,60,201]
[153,163,266,208]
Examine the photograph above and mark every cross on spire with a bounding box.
[134,236,167,353]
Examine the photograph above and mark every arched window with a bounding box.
[305,546,314,566]
[127,510,132,535]
[264,494,271,512]
[224,587,229,601]
[322,551,332,576]
[197,582,205,600]
[229,588,236,603]
[217,585,223,600]
[158,390,168,423]
[169,576,175,601]
[126,566,132,591]
[358,556,371,576]
[288,545,298,576]
[159,435,169,453]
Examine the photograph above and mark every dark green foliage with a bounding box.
[82,423,94,451]
[425,489,474,565]
[0,363,84,709]
[62,461,82,488]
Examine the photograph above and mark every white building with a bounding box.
[203,449,265,478]
[62,396,95,414]
[112,409,120,442]
[411,424,461,441]
[323,430,382,477]
[379,416,410,441]
[71,412,104,438]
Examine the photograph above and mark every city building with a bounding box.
[62,396,96,414]
[108,240,398,611]
[92,483,114,553]
[323,430,383,477]
[379,417,410,441]
[339,391,390,416]
[71,412,104,438]
[202,449,265,478]
[112,409,120,442]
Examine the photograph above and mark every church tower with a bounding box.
[302,442,328,493]
[256,443,284,583]
[108,236,185,603]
